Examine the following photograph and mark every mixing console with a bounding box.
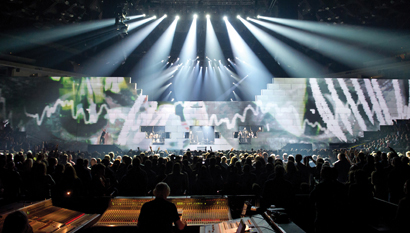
[200,215,276,233]
[94,197,231,227]
[0,200,99,233]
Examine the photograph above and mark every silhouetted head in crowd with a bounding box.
[338,153,347,161]
[234,161,242,173]
[286,161,297,173]
[153,182,170,199]
[243,164,251,173]
[295,154,302,163]
[321,167,334,181]
[109,152,114,161]
[2,210,33,233]
[122,155,131,166]
[366,154,375,164]
[64,164,78,180]
[274,165,285,178]
[84,159,89,168]
[93,163,105,177]
[354,169,367,184]
[387,151,397,161]
[392,157,402,167]
[76,158,84,167]
[132,157,141,168]
[266,163,274,173]
[0,154,6,168]
[172,162,181,174]
[102,158,110,167]
[34,162,47,177]
[357,152,366,162]
[274,159,283,166]
[267,156,274,164]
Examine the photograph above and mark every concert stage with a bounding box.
[88,144,123,153]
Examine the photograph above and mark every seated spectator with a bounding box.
[333,153,351,184]
[348,169,374,227]
[239,164,257,194]
[2,210,33,233]
[396,179,410,232]
[371,162,388,200]
[90,163,110,196]
[119,157,148,196]
[29,162,55,200]
[164,163,188,195]
[310,167,348,233]
[137,182,186,233]
[54,164,83,201]
[262,165,295,212]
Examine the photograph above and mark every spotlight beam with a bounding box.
[206,18,225,63]
[82,16,163,76]
[239,17,323,77]
[258,16,410,54]
[248,18,393,73]
[224,18,273,99]
[174,17,198,100]
[0,18,115,53]
[130,17,180,100]
[126,14,146,21]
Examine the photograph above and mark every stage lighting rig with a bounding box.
[115,1,131,37]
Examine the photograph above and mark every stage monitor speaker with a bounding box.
[215,132,220,138]
[185,132,190,139]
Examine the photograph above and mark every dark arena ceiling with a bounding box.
[0,0,410,99]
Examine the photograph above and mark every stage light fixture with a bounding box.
[164,14,167,18]
[257,15,260,18]
[237,15,240,19]
[206,14,210,19]
[194,14,198,19]
[176,15,180,20]
[223,16,227,20]
[143,14,146,17]
[246,17,250,20]
[154,15,157,19]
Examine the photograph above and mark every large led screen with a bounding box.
[0,77,407,150]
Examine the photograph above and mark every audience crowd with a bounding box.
[1,121,410,232]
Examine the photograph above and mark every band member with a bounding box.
[256,127,262,138]
[243,127,248,143]
[100,129,106,144]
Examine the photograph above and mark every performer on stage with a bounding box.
[100,129,106,144]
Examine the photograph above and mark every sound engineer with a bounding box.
[137,182,186,233]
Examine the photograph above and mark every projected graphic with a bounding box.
[0,77,408,150]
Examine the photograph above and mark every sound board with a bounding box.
[200,215,277,233]
[93,196,231,227]
[0,199,99,233]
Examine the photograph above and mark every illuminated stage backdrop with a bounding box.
[0,77,407,151]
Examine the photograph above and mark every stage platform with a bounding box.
[88,144,123,153]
